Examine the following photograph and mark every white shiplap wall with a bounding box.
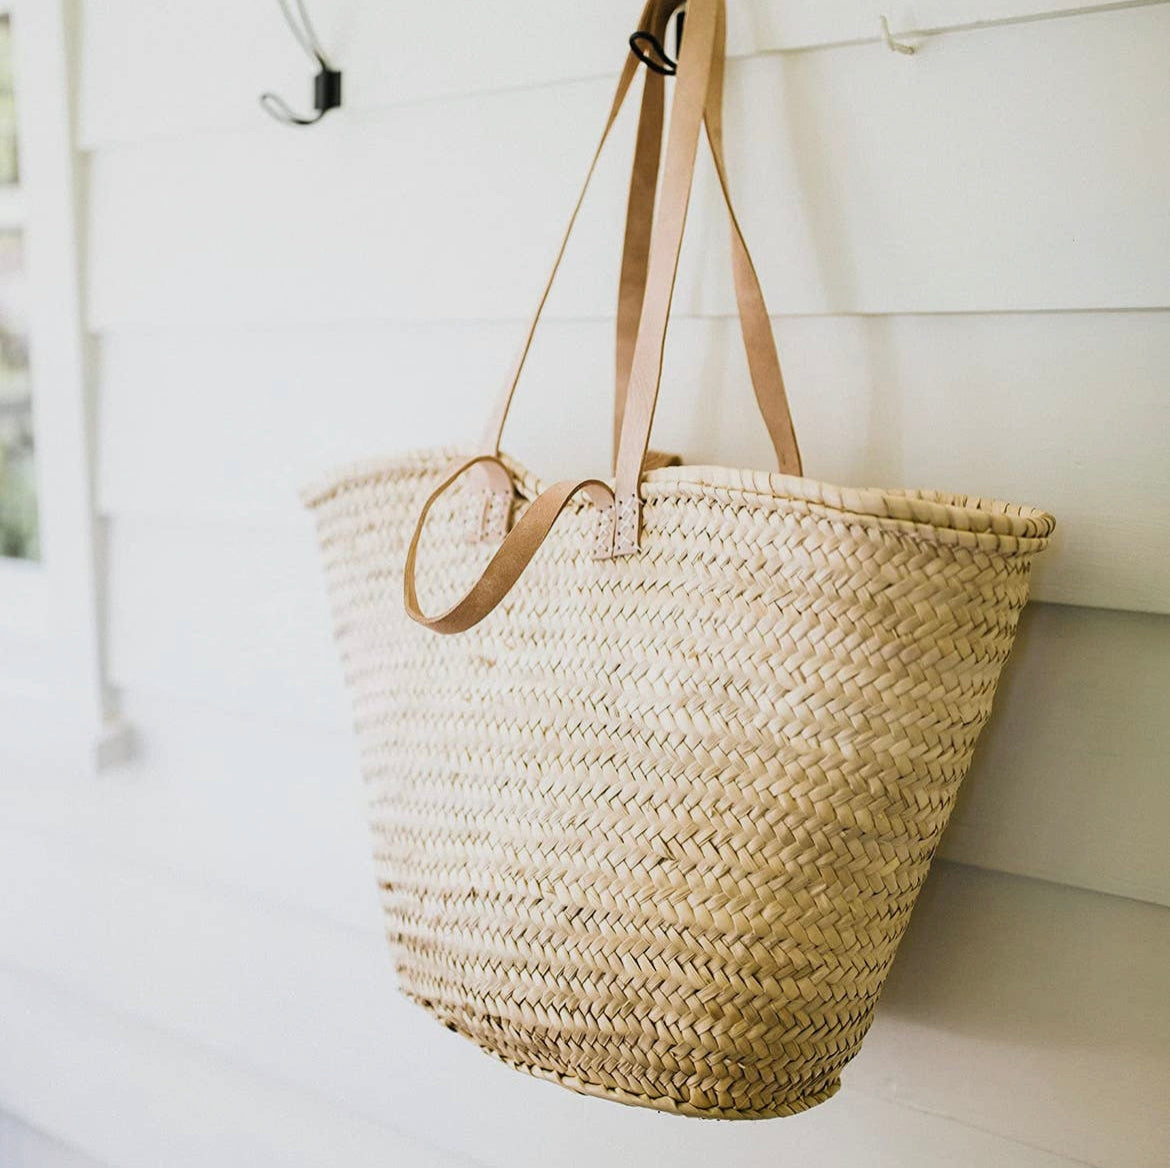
[0,1113,105,1168]
[2,2,1169,1166]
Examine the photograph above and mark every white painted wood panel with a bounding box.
[0,693,378,933]
[857,864,1170,1166]
[96,312,1170,614]
[78,0,1161,147]
[0,614,124,770]
[105,519,351,734]
[86,4,1170,328]
[945,603,1170,906]
[0,1113,106,1168]
[1,0,116,777]
[0,820,1161,1167]
[0,967,473,1168]
[0,968,1087,1168]
[0,684,94,771]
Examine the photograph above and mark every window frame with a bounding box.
[0,0,120,773]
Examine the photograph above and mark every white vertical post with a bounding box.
[10,0,126,772]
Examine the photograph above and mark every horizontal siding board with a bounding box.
[727,0,1170,45]
[0,967,473,1168]
[106,518,355,735]
[96,313,1170,614]
[945,603,1170,905]
[78,1,1158,147]
[86,5,1170,327]
[0,683,103,773]
[0,692,379,933]
[0,972,1084,1168]
[101,558,1170,910]
[858,865,1170,1165]
[0,1114,107,1168]
[0,822,1156,1166]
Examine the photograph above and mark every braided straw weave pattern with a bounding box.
[304,449,1053,1119]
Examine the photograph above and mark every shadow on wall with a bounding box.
[882,860,1167,1046]
[856,860,1170,1163]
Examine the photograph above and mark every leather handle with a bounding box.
[483,0,798,479]
[611,0,726,555]
[614,6,666,462]
[615,1,800,477]
[406,0,789,634]
[702,3,801,478]
[404,457,613,635]
[463,0,659,541]
[477,0,658,464]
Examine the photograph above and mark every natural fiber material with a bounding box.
[305,0,1054,1120]
[304,451,1054,1118]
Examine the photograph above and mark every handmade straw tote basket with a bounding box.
[304,0,1054,1120]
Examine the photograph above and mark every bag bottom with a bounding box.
[402,989,843,1121]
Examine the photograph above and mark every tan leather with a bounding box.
[482,0,797,477]
[404,456,613,634]
[702,3,801,478]
[615,32,664,461]
[467,0,658,538]
[407,0,795,632]
[615,1,801,477]
[478,0,659,462]
[613,0,731,554]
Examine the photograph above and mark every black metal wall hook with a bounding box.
[260,0,342,127]
[629,5,686,75]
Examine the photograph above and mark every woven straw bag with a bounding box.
[304,0,1055,1120]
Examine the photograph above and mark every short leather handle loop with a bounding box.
[405,457,614,635]
[407,0,791,635]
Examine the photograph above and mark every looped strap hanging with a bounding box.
[629,5,686,75]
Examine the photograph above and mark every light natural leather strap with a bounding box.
[466,0,658,537]
[404,456,613,635]
[614,8,666,462]
[702,2,801,476]
[614,1,800,476]
[407,0,786,632]
[478,0,658,463]
[612,0,723,554]
[482,0,797,477]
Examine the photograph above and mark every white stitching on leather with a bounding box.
[469,488,511,543]
[613,495,640,557]
[592,506,614,560]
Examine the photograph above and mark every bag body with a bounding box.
[305,455,1051,1117]
[305,0,1054,1119]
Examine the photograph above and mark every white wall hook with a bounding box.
[880,15,917,56]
